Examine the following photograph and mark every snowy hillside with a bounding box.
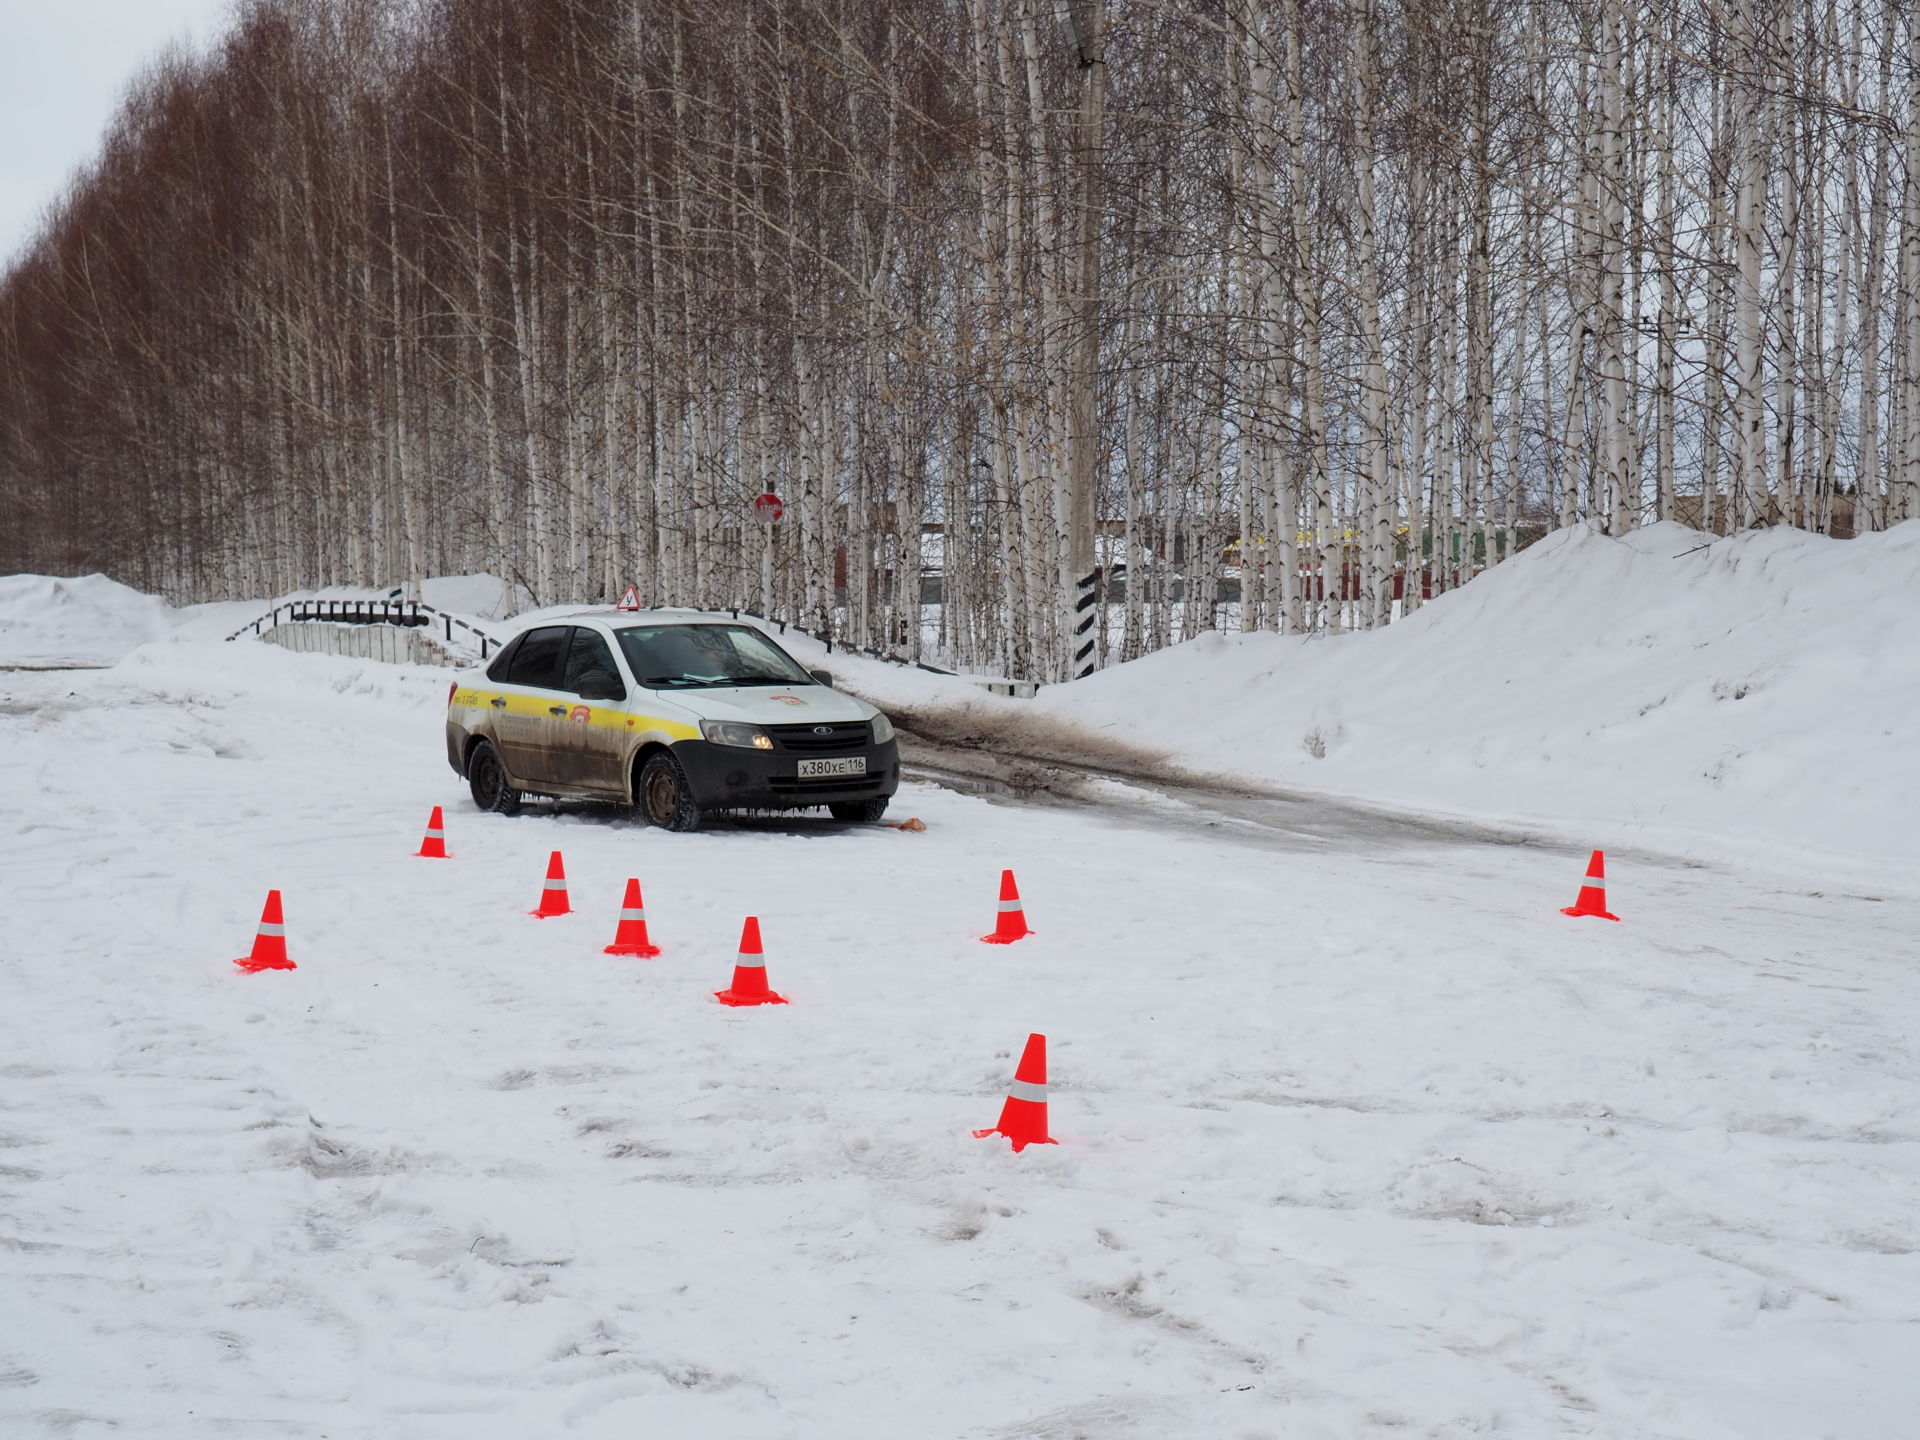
[1030,521,1920,882]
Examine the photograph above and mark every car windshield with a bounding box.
[613,623,815,690]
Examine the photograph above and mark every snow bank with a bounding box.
[0,572,523,659]
[423,572,523,620]
[0,572,182,665]
[1034,521,1920,882]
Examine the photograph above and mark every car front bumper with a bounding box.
[673,738,900,810]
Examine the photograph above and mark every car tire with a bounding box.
[828,796,890,823]
[467,740,522,816]
[638,751,704,832]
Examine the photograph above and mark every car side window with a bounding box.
[484,633,522,682]
[505,626,569,690]
[563,628,623,696]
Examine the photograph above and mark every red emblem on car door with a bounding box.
[570,705,592,724]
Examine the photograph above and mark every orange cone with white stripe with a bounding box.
[531,850,571,918]
[973,1033,1056,1151]
[1561,849,1620,921]
[415,805,449,859]
[234,890,296,973]
[981,869,1031,944]
[604,878,661,957]
[715,916,787,1006]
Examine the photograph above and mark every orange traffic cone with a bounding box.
[981,869,1031,944]
[1561,849,1620,921]
[715,916,787,1006]
[531,850,571,918]
[974,1033,1057,1151]
[234,890,296,973]
[415,805,449,859]
[604,878,661,957]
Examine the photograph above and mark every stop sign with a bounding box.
[752,492,784,524]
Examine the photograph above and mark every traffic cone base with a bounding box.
[976,1033,1055,1151]
[605,878,661,957]
[982,868,1031,944]
[972,1124,1057,1152]
[415,805,449,859]
[531,850,571,918]
[715,916,787,1006]
[1561,849,1620,921]
[235,890,296,973]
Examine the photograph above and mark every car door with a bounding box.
[552,626,630,794]
[491,624,572,786]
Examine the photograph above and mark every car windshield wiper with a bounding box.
[640,675,723,688]
[718,674,806,687]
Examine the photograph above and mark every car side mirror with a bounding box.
[577,672,625,702]
[808,669,833,688]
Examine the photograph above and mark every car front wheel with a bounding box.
[467,740,522,815]
[828,796,890,823]
[638,751,703,832]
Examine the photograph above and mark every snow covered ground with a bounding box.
[3,600,1919,1436]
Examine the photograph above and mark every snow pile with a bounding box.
[422,572,523,620]
[1034,521,1920,881]
[0,571,525,660]
[0,572,183,665]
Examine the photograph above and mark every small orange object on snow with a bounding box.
[981,868,1030,943]
[1561,849,1620,921]
[415,805,449,859]
[604,878,661,957]
[234,890,296,973]
[531,850,571,918]
[715,916,787,1007]
[974,1032,1057,1152]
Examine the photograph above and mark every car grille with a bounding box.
[766,722,870,753]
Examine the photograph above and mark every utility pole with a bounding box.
[1064,0,1105,679]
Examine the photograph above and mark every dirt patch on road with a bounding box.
[882,696,1177,786]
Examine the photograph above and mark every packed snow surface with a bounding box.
[1030,521,1920,882]
[3,621,1919,1435]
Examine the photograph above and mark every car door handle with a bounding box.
[490,696,507,708]
[548,705,568,716]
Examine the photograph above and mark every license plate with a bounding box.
[797,756,866,779]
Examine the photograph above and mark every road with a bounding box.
[897,724,1596,861]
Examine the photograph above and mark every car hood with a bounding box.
[669,685,877,724]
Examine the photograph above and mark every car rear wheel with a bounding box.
[638,751,703,832]
[467,741,521,815]
[828,796,890,823]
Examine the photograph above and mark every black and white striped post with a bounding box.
[1070,562,1122,680]
[1071,568,1099,679]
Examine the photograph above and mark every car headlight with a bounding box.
[701,720,773,750]
[869,713,894,744]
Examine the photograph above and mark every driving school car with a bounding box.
[444,610,899,831]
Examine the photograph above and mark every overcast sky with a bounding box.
[1,0,238,271]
